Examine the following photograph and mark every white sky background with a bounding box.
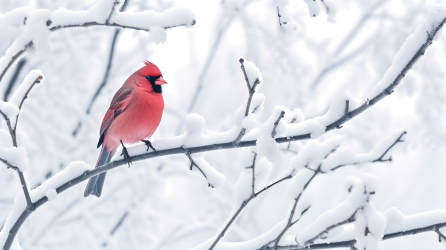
[1,0,446,249]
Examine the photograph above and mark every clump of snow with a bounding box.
[287,168,315,199]
[30,161,91,202]
[183,113,206,148]
[0,34,32,81]
[287,119,325,139]
[45,189,57,201]
[243,60,263,88]
[256,107,287,163]
[0,101,19,127]
[321,129,405,171]
[91,0,117,23]
[150,26,167,44]
[275,0,299,33]
[0,129,12,148]
[239,148,256,168]
[112,7,195,30]
[296,174,381,246]
[303,0,320,17]
[191,156,225,188]
[254,157,272,192]
[286,94,362,139]
[235,168,252,203]
[367,5,446,99]
[27,10,52,53]
[287,136,342,173]
[0,161,91,248]
[250,93,265,114]
[5,7,31,27]
[286,108,304,124]
[0,147,29,170]
[9,70,43,107]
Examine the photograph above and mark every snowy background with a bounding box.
[1,0,446,249]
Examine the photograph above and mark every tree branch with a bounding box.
[0,109,15,146]
[0,19,195,83]
[250,152,258,196]
[186,150,210,186]
[304,210,357,245]
[13,75,43,132]
[209,152,284,250]
[0,42,32,83]
[272,165,321,250]
[373,131,406,162]
[326,16,446,131]
[330,131,406,171]
[271,111,285,138]
[2,12,444,248]
[0,158,34,212]
[233,58,261,146]
[262,222,446,249]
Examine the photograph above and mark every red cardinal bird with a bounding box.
[84,61,167,197]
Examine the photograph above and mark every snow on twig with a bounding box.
[233,58,262,146]
[0,0,195,83]
[2,5,446,246]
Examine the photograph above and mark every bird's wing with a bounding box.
[97,86,133,148]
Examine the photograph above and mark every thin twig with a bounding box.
[273,195,302,250]
[331,131,406,171]
[271,111,285,138]
[373,131,406,162]
[14,75,43,131]
[208,153,286,250]
[186,150,209,186]
[277,6,283,28]
[3,14,445,248]
[85,0,129,115]
[0,20,194,83]
[436,228,446,242]
[233,58,260,146]
[0,110,15,146]
[304,210,357,245]
[250,153,257,196]
[0,158,18,171]
[0,42,32,83]
[262,223,446,249]
[105,0,119,25]
[272,165,321,250]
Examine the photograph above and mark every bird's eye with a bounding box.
[145,75,151,81]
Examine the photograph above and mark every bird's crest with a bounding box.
[138,60,162,77]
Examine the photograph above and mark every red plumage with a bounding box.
[84,61,167,197]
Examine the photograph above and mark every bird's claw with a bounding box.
[142,140,157,152]
[120,140,132,167]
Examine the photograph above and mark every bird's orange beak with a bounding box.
[155,77,167,85]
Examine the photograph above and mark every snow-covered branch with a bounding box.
[0,0,195,83]
[233,58,261,146]
[262,210,446,249]
[0,71,43,225]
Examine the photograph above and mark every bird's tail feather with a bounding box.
[84,145,112,197]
